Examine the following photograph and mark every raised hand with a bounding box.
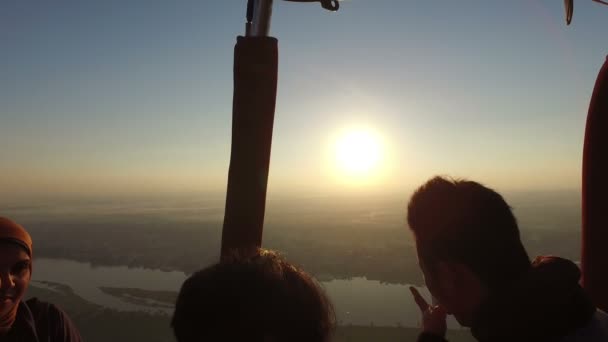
[410,286,447,337]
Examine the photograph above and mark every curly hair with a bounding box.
[171,249,336,342]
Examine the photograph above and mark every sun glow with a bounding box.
[333,129,383,183]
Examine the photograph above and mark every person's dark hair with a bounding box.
[407,176,531,291]
[171,249,335,342]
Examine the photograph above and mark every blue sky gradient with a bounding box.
[1,1,607,197]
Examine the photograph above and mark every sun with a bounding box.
[334,129,383,179]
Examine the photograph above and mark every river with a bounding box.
[30,258,461,328]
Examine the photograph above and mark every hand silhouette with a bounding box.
[410,286,447,338]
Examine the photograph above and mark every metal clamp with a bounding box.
[246,0,339,37]
[284,0,340,11]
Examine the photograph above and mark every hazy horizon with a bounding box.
[0,185,582,207]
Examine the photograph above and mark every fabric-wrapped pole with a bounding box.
[221,36,278,259]
[582,55,608,312]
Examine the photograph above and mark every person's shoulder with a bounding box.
[561,309,608,342]
[25,297,82,342]
[595,309,608,328]
[25,297,52,315]
[587,309,608,334]
[25,297,64,318]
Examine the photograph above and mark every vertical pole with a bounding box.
[251,0,274,37]
[582,56,608,312]
[221,0,278,259]
[221,0,338,260]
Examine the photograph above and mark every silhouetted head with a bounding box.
[407,177,531,326]
[0,217,33,333]
[171,249,335,342]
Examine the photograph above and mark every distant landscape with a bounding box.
[5,190,582,285]
[5,190,581,341]
[27,281,475,342]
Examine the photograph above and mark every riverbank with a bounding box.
[26,282,474,342]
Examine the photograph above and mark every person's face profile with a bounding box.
[0,243,31,315]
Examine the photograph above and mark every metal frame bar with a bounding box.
[248,0,274,37]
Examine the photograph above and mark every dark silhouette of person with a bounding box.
[171,248,335,342]
[406,176,608,342]
[0,217,82,342]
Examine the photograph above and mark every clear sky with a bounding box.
[1,1,607,199]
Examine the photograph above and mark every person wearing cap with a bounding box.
[0,216,82,342]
